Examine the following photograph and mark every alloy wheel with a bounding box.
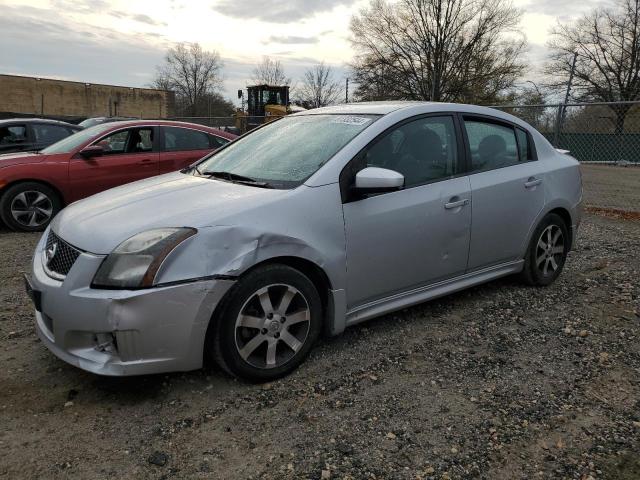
[234,284,311,369]
[535,224,565,277]
[10,191,53,228]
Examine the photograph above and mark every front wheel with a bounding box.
[209,264,322,382]
[520,213,569,286]
[0,182,62,232]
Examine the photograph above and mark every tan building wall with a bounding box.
[0,74,175,118]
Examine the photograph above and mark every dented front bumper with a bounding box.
[30,233,234,376]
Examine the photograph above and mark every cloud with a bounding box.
[519,0,607,17]
[0,5,167,91]
[213,0,358,23]
[50,0,167,26]
[130,13,168,26]
[266,35,319,44]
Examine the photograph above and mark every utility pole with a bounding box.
[554,51,578,146]
[345,78,349,103]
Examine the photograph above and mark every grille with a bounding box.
[44,231,81,278]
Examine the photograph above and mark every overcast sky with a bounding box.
[0,0,607,103]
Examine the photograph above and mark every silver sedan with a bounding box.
[27,102,583,381]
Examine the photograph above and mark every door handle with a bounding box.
[444,198,469,210]
[524,177,542,188]
[139,158,152,164]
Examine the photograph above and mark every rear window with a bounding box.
[209,134,229,149]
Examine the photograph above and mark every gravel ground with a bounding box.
[1,213,639,480]
[580,164,640,212]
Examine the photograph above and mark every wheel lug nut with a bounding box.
[261,328,267,335]
[274,332,280,338]
[280,317,286,323]
[267,313,274,319]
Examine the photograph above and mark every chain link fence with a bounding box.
[4,102,638,214]
[492,101,640,214]
[169,115,277,135]
[492,101,640,165]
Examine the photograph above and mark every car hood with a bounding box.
[52,172,288,254]
[0,151,45,167]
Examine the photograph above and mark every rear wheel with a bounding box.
[520,213,569,286]
[0,182,62,232]
[209,264,322,382]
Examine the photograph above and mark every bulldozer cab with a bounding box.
[247,85,289,117]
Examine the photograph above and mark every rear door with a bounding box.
[462,116,545,271]
[68,126,159,200]
[159,126,215,173]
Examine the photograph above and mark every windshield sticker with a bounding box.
[330,116,371,126]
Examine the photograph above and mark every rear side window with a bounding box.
[32,124,70,144]
[0,125,27,145]
[163,127,210,151]
[464,120,519,171]
[516,127,533,161]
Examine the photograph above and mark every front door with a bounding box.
[69,126,159,201]
[462,117,546,270]
[342,115,471,309]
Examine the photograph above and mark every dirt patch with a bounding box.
[1,214,639,479]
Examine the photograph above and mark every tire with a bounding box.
[520,213,569,286]
[0,182,62,232]
[209,264,322,382]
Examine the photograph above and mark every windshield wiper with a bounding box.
[202,170,273,188]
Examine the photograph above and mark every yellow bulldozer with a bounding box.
[235,85,305,133]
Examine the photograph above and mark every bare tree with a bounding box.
[499,83,555,131]
[153,42,223,116]
[296,62,342,108]
[251,57,290,85]
[547,0,640,133]
[349,0,525,104]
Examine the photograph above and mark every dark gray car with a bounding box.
[0,119,81,154]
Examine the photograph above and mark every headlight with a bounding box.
[91,228,197,289]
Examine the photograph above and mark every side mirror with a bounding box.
[354,167,404,194]
[79,145,103,159]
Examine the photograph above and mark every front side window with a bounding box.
[196,114,379,188]
[32,124,70,144]
[464,120,519,171]
[0,125,27,145]
[364,116,459,187]
[163,127,210,151]
[94,127,154,155]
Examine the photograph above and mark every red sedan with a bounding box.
[0,120,236,231]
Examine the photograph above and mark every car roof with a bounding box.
[297,101,536,131]
[0,118,80,127]
[299,101,424,116]
[95,119,237,139]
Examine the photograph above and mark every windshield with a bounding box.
[195,114,379,188]
[41,123,114,154]
[78,118,105,128]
